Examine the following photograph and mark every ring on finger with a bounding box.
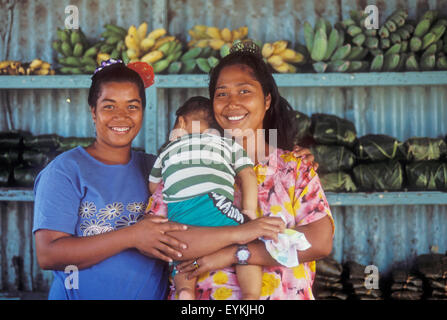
[193,260,199,269]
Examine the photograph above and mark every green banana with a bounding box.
[401,41,408,52]
[200,47,213,58]
[61,41,73,57]
[312,62,328,73]
[52,40,62,53]
[385,20,397,33]
[330,44,351,61]
[365,29,377,37]
[59,56,81,67]
[422,43,437,59]
[410,37,422,52]
[346,46,364,60]
[328,60,350,72]
[220,43,231,58]
[168,61,182,74]
[303,21,315,53]
[385,43,402,56]
[336,28,345,48]
[414,19,431,37]
[105,36,121,45]
[310,27,327,62]
[379,26,390,38]
[347,25,362,37]
[422,32,437,50]
[421,10,438,23]
[196,57,211,73]
[73,43,84,57]
[390,14,406,28]
[437,56,447,70]
[347,61,364,72]
[110,49,120,60]
[352,33,366,46]
[70,30,82,46]
[380,38,391,50]
[60,67,83,74]
[83,46,98,58]
[402,24,415,34]
[420,53,436,70]
[158,41,174,56]
[315,18,327,34]
[104,24,127,38]
[57,28,69,42]
[166,50,182,63]
[207,56,219,68]
[397,27,411,40]
[182,59,197,73]
[80,56,97,67]
[121,50,129,64]
[153,59,170,73]
[365,36,379,49]
[370,54,384,71]
[431,25,446,41]
[405,54,419,71]
[390,33,401,44]
[370,49,383,56]
[100,43,114,54]
[82,65,97,74]
[181,47,202,62]
[323,28,340,61]
[383,53,400,71]
[397,53,407,70]
[341,19,356,29]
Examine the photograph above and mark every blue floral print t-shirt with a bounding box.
[33,146,168,300]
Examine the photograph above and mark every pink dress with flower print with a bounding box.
[146,148,334,300]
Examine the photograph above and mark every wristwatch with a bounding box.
[235,245,250,265]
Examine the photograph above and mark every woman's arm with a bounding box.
[35,216,188,270]
[177,215,333,277]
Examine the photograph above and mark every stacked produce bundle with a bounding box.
[352,134,405,191]
[53,28,102,74]
[96,24,128,63]
[343,261,383,300]
[0,59,56,75]
[0,131,31,187]
[261,40,306,73]
[404,137,447,190]
[313,257,348,300]
[389,269,424,300]
[303,17,369,73]
[125,23,183,74]
[416,253,447,300]
[310,113,357,192]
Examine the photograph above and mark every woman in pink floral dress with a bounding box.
[147,45,334,300]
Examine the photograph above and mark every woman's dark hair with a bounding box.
[175,96,218,129]
[208,50,297,150]
[88,62,146,109]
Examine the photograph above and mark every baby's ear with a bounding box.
[177,115,187,129]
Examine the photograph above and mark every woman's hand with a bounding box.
[293,145,318,171]
[176,245,236,279]
[131,215,188,263]
[232,216,285,245]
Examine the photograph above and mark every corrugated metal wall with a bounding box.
[1,0,447,294]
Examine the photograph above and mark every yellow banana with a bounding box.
[35,68,50,75]
[125,35,139,51]
[267,55,284,67]
[153,36,176,50]
[126,48,139,60]
[141,50,164,64]
[273,62,290,73]
[187,39,198,47]
[188,30,199,40]
[29,59,43,70]
[97,53,111,65]
[193,25,208,38]
[286,63,297,73]
[209,39,225,50]
[195,39,210,48]
[272,40,288,55]
[287,52,305,64]
[238,26,248,38]
[206,26,221,40]
[137,22,148,40]
[220,28,232,42]
[232,30,242,41]
[262,43,274,58]
[128,25,139,42]
[0,61,13,69]
[147,28,167,41]
[279,48,298,61]
[140,37,155,52]
[41,62,51,70]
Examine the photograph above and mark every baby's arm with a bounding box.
[149,181,159,195]
[236,166,258,220]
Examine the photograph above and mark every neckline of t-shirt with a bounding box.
[76,146,135,168]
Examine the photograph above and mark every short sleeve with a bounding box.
[32,166,82,235]
[148,155,163,183]
[231,140,254,174]
[293,158,334,235]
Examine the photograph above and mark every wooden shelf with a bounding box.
[1,71,447,89]
[1,188,447,206]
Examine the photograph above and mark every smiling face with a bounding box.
[91,81,143,150]
[212,64,271,136]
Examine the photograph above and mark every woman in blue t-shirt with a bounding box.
[33,61,285,300]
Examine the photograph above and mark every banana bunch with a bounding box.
[124,23,183,73]
[96,24,127,63]
[304,18,368,73]
[0,59,55,75]
[53,28,100,74]
[173,46,219,74]
[187,25,248,52]
[261,40,305,73]
[406,10,447,71]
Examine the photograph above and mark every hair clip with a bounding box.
[93,58,123,75]
[230,39,262,57]
[127,61,155,88]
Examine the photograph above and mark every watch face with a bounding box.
[238,249,250,261]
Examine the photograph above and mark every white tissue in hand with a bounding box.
[263,229,311,268]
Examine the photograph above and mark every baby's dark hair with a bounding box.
[175,96,217,129]
[88,62,146,109]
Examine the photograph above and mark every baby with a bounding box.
[147,96,262,300]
